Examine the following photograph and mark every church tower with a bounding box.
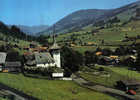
[49,25,61,68]
[50,43,61,68]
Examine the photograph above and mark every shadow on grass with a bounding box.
[21,70,52,80]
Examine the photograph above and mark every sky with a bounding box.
[0,0,138,26]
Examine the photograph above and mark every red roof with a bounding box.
[128,90,136,95]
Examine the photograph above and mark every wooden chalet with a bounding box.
[116,80,140,91]
[0,52,7,71]
[4,61,22,72]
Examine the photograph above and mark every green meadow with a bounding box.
[0,73,118,100]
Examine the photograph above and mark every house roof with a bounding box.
[96,52,102,56]
[5,61,21,67]
[130,56,136,60]
[49,43,60,50]
[0,52,7,64]
[34,52,55,64]
[110,56,119,59]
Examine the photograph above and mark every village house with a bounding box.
[4,61,22,72]
[97,56,119,65]
[0,52,22,72]
[0,52,7,71]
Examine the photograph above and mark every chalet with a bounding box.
[39,47,48,52]
[120,55,137,65]
[98,56,117,65]
[4,61,22,72]
[96,52,103,56]
[109,56,118,59]
[126,55,137,64]
[70,43,76,47]
[0,52,7,71]
[116,80,140,91]
[87,42,96,46]
[23,46,29,50]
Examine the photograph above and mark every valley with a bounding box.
[0,0,140,100]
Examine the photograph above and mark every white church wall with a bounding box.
[53,50,61,68]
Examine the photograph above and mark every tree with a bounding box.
[115,46,126,55]
[84,51,97,66]
[136,49,140,71]
[136,8,140,17]
[102,48,112,56]
[61,46,83,75]
[37,35,49,45]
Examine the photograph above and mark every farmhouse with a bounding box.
[0,52,7,71]
[0,52,22,72]
[4,61,22,72]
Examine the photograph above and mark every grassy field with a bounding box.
[0,97,9,100]
[0,73,118,100]
[79,65,140,88]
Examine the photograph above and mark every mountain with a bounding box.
[15,25,49,36]
[40,0,140,35]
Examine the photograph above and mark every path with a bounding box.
[72,74,140,100]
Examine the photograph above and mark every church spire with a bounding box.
[50,24,60,50]
[53,24,56,43]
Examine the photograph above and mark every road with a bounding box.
[72,74,140,100]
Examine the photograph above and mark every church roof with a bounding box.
[49,43,60,50]
[34,52,55,64]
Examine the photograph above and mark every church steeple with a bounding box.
[50,24,61,68]
[53,24,56,43]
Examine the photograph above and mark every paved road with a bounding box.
[72,74,140,100]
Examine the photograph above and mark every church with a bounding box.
[34,42,61,68]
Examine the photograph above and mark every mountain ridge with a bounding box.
[39,0,140,35]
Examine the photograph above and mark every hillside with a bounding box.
[40,0,140,35]
[46,14,140,54]
[0,21,36,47]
